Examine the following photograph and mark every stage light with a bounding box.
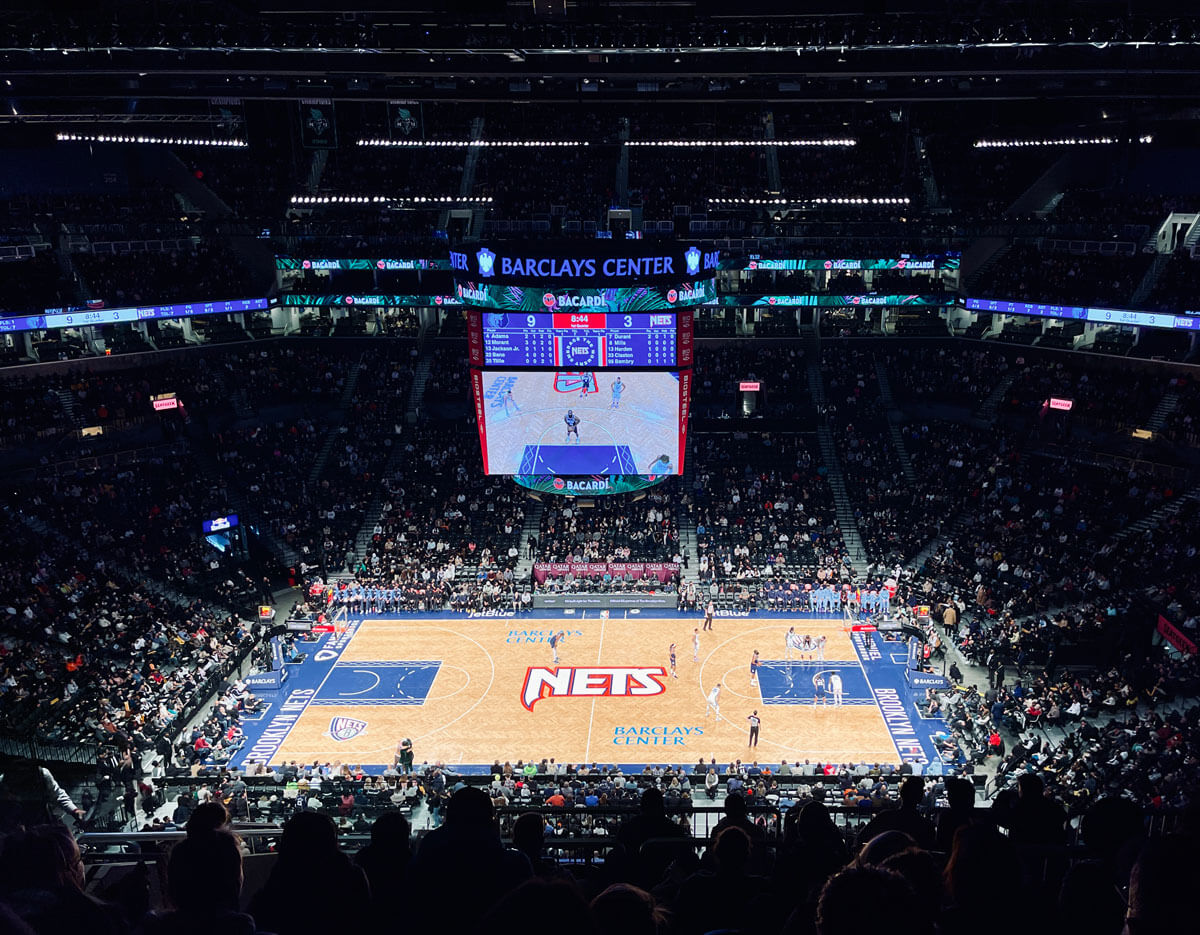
[56,132,246,147]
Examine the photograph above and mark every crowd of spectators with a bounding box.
[1002,353,1161,430]
[881,345,1001,407]
[353,425,528,610]
[1161,373,1200,445]
[919,453,1182,623]
[0,518,253,751]
[976,244,1151,307]
[1046,189,1176,239]
[0,251,69,316]
[423,342,471,404]
[535,489,682,564]
[1145,250,1200,316]
[0,377,68,443]
[693,343,809,419]
[71,242,265,307]
[691,433,847,585]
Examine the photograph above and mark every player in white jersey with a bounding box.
[785,626,799,660]
[817,634,827,661]
[706,682,722,718]
[829,671,844,706]
[692,627,701,662]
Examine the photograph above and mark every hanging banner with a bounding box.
[208,97,246,139]
[388,101,424,141]
[299,100,337,149]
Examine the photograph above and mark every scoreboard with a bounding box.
[468,310,693,368]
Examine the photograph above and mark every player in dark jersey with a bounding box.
[564,410,581,444]
[669,642,678,679]
[549,630,565,664]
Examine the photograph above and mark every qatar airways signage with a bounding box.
[450,241,720,287]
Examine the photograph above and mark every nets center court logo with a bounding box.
[521,666,668,711]
[326,716,368,742]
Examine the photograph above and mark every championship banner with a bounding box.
[208,97,245,138]
[1158,615,1198,655]
[299,100,337,149]
[388,101,424,140]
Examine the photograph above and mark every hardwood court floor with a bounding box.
[267,616,904,769]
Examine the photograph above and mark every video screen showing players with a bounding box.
[474,370,683,476]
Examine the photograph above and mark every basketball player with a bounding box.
[702,600,714,632]
[503,388,520,415]
[813,672,827,706]
[549,630,565,664]
[610,376,624,409]
[579,374,592,398]
[669,642,678,679]
[563,410,581,445]
[829,671,844,706]
[749,650,760,686]
[646,453,673,476]
[785,626,798,660]
[801,634,813,661]
[747,710,761,748]
[706,682,722,718]
[817,634,827,661]
[692,627,701,662]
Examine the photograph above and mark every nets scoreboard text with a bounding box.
[467,310,693,368]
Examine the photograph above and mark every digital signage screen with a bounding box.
[471,369,690,477]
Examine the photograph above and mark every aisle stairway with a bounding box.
[306,355,365,484]
[874,359,917,484]
[805,326,869,576]
[1111,485,1199,544]
[513,496,546,583]
[55,389,83,429]
[1146,389,1180,432]
[973,371,1019,425]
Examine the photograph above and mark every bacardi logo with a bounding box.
[520,666,667,711]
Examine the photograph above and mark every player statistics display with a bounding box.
[471,369,691,476]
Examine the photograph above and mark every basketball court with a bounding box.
[235,613,944,773]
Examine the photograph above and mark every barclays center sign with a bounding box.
[449,240,720,287]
